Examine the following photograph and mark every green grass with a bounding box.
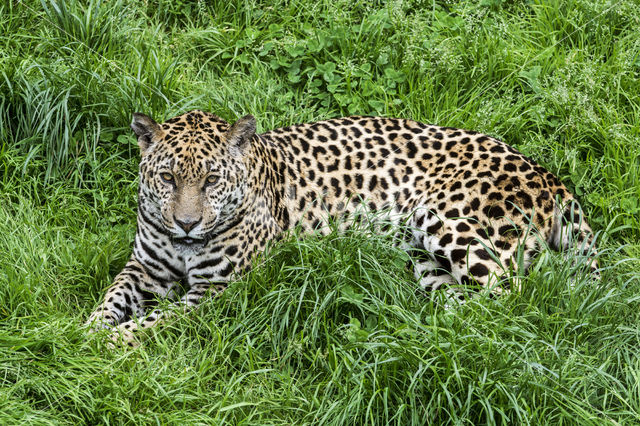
[1,0,639,423]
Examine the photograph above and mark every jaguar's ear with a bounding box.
[131,113,162,155]
[227,115,256,156]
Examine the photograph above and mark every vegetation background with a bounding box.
[1,0,639,423]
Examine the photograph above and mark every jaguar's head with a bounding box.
[131,110,256,246]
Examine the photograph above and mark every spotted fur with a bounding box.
[86,110,598,346]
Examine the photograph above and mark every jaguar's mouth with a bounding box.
[172,236,206,246]
[171,227,217,248]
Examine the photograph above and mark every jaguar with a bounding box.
[86,110,598,346]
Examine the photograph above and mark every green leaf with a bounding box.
[259,41,275,57]
[368,99,386,113]
[346,318,369,343]
[519,66,542,93]
[287,44,306,58]
[116,134,134,145]
[340,284,364,303]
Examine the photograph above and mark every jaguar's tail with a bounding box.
[547,198,600,278]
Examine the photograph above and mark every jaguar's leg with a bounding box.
[409,208,518,303]
[410,251,456,290]
[107,281,228,347]
[85,256,177,331]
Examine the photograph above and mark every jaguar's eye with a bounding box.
[160,172,174,183]
[205,175,219,186]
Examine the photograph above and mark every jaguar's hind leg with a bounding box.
[409,208,538,301]
[408,209,507,301]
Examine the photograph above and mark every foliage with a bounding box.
[0,0,639,423]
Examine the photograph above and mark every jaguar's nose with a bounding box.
[174,215,202,233]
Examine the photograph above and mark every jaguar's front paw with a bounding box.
[85,310,118,333]
[106,321,141,349]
